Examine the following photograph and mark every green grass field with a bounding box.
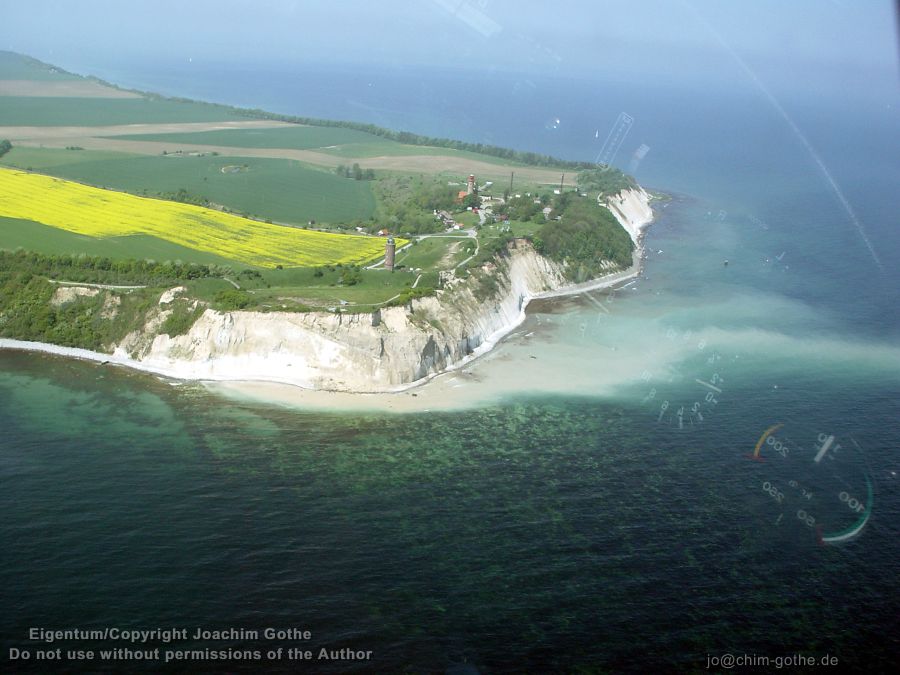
[455,212,479,227]
[110,125,388,150]
[0,217,247,268]
[107,126,526,166]
[503,219,544,237]
[0,147,376,225]
[0,147,136,169]
[0,96,245,126]
[241,267,419,308]
[396,237,470,270]
[317,142,523,167]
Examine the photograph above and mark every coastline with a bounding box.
[0,201,652,409]
[0,52,657,407]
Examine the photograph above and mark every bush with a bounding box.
[160,302,205,337]
[576,168,637,199]
[213,289,253,311]
[472,271,500,301]
[339,266,362,286]
[384,285,435,307]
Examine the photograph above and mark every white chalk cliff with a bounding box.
[117,241,567,392]
[604,186,654,244]
[29,187,651,392]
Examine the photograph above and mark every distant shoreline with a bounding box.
[0,49,602,174]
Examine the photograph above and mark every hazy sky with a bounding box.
[4,0,898,91]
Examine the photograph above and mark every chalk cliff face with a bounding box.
[604,186,654,244]
[112,187,652,392]
[118,241,566,392]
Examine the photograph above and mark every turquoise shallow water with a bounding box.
[2,63,900,672]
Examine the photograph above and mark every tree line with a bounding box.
[335,163,375,180]
[234,108,604,171]
[0,250,229,285]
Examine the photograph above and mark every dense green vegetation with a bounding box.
[383,281,439,308]
[159,301,206,337]
[335,163,375,180]
[576,168,637,197]
[213,289,254,311]
[373,174,463,236]
[535,197,633,279]
[492,194,549,221]
[0,140,11,159]
[0,270,158,350]
[471,269,501,301]
[0,249,226,286]
[473,189,634,280]
[0,148,376,225]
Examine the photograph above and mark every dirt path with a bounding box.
[438,240,463,269]
[48,280,146,290]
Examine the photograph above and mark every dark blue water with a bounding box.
[2,58,899,673]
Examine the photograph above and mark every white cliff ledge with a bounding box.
[0,188,654,393]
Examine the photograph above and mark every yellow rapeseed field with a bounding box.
[0,167,400,268]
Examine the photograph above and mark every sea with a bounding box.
[1,56,899,673]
